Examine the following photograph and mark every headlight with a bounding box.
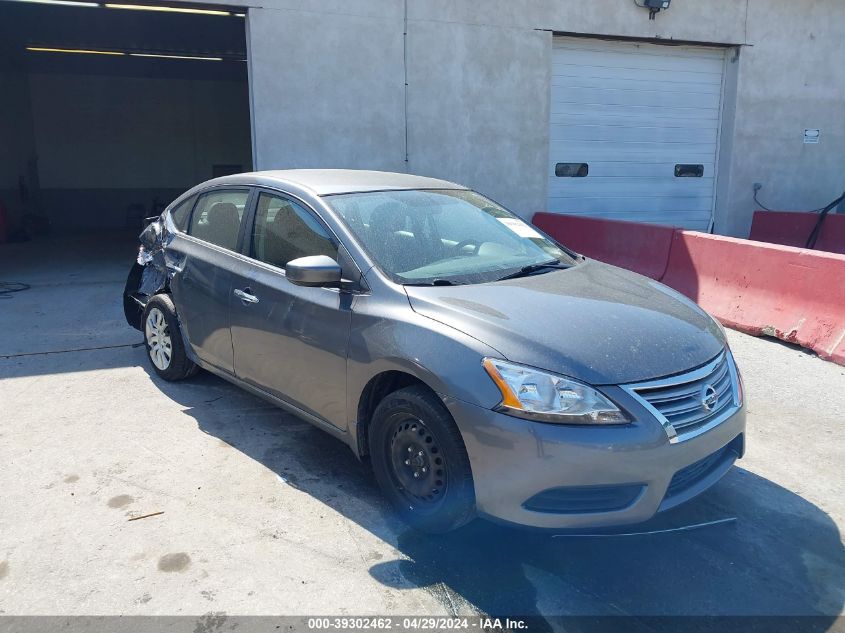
[482,358,629,425]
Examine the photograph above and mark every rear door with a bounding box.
[169,187,252,374]
[229,190,352,429]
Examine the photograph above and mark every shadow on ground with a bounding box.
[146,360,844,628]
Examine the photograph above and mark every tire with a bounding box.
[369,385,476,533]
[142,294,198,381]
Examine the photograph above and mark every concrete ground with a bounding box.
[0,233,843,623]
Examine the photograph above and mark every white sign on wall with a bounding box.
[804,129,821,144]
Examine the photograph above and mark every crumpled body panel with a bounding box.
[123,215,171,331]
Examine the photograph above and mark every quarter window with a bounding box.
[188,190,249,251]
[169,195,196,232]
[251,193,337,269]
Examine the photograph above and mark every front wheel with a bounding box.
[369,385,476,533]
[142,294,198,381]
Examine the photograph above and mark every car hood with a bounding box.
[404,259,725,385]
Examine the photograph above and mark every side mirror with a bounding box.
[286,255,343,287]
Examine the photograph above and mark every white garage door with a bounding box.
[547,37,727,230]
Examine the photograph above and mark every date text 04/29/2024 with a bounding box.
[305,617,529,631]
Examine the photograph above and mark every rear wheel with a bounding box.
[370,385,476,533]
[143,294,197,381]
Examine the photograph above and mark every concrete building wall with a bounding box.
[405,21,551,215]
[723,0,845,236]
[141,0,845,235]
[406,0,749,45]
[246,3,406,174]
[404,0,843,233]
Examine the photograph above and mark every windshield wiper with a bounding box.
[404,278,461,286]
[495,261,570,282]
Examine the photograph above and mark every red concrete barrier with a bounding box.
[662,231,845,364]
[530,213,845,365]
[532,212,675,280]
[749,211,845,255]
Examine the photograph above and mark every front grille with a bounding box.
[624,351,739,440]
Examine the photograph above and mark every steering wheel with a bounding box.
[453,239,481,255]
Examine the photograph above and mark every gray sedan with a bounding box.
[124,169,745,532]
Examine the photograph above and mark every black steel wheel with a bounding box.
[388,416,448,509]
[370,385,475,533]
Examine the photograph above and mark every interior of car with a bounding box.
[252,195,337,269]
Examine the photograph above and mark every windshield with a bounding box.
[325,189,577,285]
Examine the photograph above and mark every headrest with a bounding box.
[207,202,238,224]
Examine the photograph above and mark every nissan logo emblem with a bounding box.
[700,384,718,411]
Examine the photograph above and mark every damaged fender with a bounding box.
[123,215,175,331]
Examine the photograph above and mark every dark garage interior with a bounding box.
[0,0,251,238]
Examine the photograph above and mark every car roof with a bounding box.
[206,169,467,196]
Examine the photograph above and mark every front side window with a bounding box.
[188,189,249,251]
[325,189,576,285]
[250,192,337,269]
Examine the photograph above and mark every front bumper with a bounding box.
[444,392,746,529]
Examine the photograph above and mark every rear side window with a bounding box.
[251,192,337,269]
[169,195,196,232]
[188,189,250,251]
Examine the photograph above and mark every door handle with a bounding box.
[234,288,260,304]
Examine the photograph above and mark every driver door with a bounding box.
[229,191,352,429]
